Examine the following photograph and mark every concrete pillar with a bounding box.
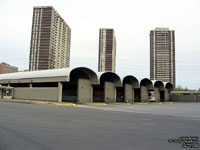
[30,83,33,88]
[154,87,160,102]
[90,86,93,103]
[0,89,3,99]
[124,84,133,102]
[58,82,63,102]
[77,79,92,103]
[11,89,14,99]
[164,89,169,102]
[104,82,116,103]
[140,86,148,102]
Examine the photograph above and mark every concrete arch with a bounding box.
[122,75,139,88]
[153,80,164,91]
[69,67,98,84]
[163,82,174,102]
[140,78,153,102]
[93,72,122,103]
[98,72,122,87]
[140,78,153,90]
[62,67,98,103]
[165,82,174,90]
[152,80,165,102]
[122,75,140,102]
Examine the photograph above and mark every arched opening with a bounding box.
[166,83,174,91]
[93,72,121,103]
[140,78,153,102]
[164,82,174,102]
[62,67,97,103]
[154,81,164,102]
[123,76,139,102]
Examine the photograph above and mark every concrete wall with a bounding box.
[154,87,160,102]
[104,82,116,103]
[13,87,58,101]
[124,84,133,102]
[197,96,200,102]
[164,89,170,102]
[170,95,200,102]
[140,86,148,102]
[0,90,2,98]
[77,78,92,103]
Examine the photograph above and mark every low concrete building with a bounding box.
[170,91,200,102]
[0,67,97,102]
[0,67,173,103]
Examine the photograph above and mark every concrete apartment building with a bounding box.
[29,6,71,71]
[98,28,116,72]
[150,27,175,86]
[0,62,18,74]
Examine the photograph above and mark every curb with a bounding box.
[130,102,174,105]
[76,102,174,105]
[76,102,107,106]
[0,99,75,107]
[130,102,149,104]
[0,99,173,106]
[106,102,131,105]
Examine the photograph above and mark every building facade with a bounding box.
[0,67,173,103]
[98,28,116,72]
[150,27,175,86]
[0,62,18,74]
[29,6,71,71]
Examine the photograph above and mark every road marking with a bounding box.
[0,99,75,106]
[0,98,173,106]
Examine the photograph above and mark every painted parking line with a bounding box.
[0,99,75,106]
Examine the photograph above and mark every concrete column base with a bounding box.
[77,79,92,103]
[140,86,148,102]
[58,82,63,102]
[154,87,160,102]
[104,82,116,103]
[164,89,170,102]
[124,84,134,102]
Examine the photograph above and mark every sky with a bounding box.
[0,0,200,89]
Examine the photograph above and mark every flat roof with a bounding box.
[0,68,72,80]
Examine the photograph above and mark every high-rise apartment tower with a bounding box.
[150,27,175,86]
[98,28,116,72]
[29,6,71,71]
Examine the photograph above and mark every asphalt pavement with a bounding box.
[0,101,200,150]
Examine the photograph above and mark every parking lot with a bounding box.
[0,101,200,150]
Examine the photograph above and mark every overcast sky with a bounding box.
[0,0,200,89]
